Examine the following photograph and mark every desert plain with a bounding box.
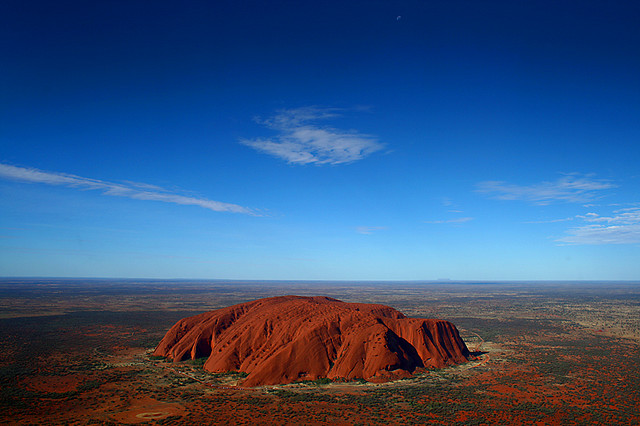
[0,279,639,425]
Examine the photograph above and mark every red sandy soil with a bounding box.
[108,396,186,424]
[20,374,88,393]
[154,295,469,386]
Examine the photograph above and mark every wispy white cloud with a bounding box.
[240,107,385,165]
[476,174,616,205]
[557,208,640,244]
[0,163,256,215]
[576,209,640,224]
[524,217,574,224]
[424,217,474,224]
[356,226,387,235]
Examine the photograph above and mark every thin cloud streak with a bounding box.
[0,163,256,215]
[477,175,616,205]
[356,226,387,235]
[557,208,640,244]
[240,107,385,165]
[424,217,474,224]
[525,217,574,224]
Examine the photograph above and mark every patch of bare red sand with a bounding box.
[154,295,469,386]
[21,374,88,393]
[109,396,185,424]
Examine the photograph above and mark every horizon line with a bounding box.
[1,276,638,284]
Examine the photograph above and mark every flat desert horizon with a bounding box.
[1,278,638,424]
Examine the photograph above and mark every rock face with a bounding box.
[153,296,469,386]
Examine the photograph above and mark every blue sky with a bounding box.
[1,0,639,280]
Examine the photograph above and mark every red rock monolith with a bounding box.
[153,296,469,386]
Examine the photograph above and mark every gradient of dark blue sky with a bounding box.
[1,1,639,279]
